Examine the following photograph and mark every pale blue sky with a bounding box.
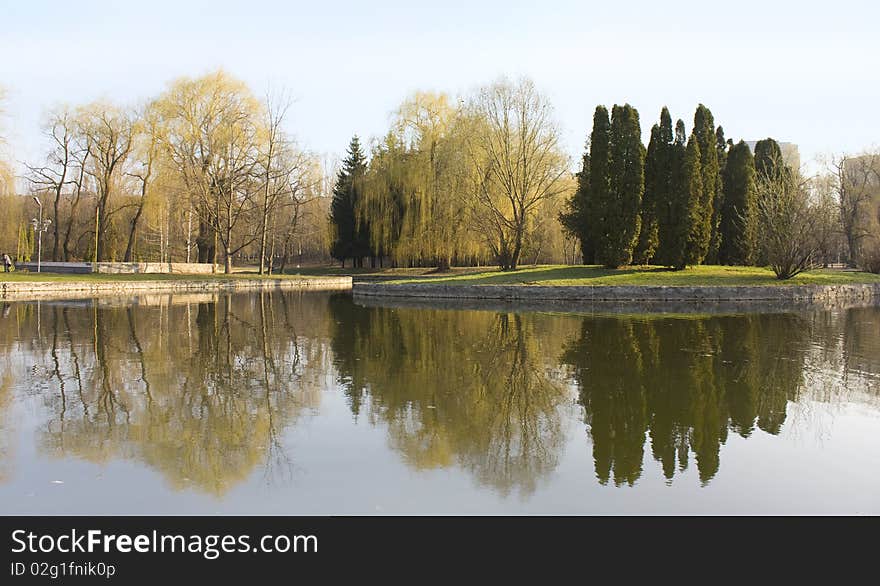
[2,0,878,175]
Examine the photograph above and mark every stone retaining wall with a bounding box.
[0,277,352,301]
[353,282,880,303]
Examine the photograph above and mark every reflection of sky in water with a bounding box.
[0,293,878,514]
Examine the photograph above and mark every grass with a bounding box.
[383,265,880,287]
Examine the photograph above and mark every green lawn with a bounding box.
[385,265,880,286]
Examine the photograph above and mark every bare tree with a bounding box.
[123,103,160,262]
[464,78,570,270]
[756,158,821,279]
[78,102,134,261]
[832,152,880,267]
[26,107,77,261]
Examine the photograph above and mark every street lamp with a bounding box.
[31,196,51,273]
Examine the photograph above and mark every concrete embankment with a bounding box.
[0,276,352,301]
[353,282,880,304]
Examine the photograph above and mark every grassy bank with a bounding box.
[381,265,880,287]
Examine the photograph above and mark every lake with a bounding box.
[0,291,878,514]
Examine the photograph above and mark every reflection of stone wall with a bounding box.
[355,282,880,303]
[95,262,220,274]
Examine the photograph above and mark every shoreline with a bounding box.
[0,276,352,301]
[352,282,880,304]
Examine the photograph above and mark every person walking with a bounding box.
[2,252,13,272]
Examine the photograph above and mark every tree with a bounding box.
[655,119,689,268]
[694,104,721,264]
[26,107,76,261]
[559,143,593,263]
[682,132,706,267]
[755,157,821,279]
[832,152,880,267]
[586,106,611,265]
[465,78,570,270]
[635,108,672,264]
[330,136,369,267]
[78,102,134,261]
[753,138,785,181]
[594,104,644,268]
[123,102,160,262]
[158,70,266,273]
[718,141,757,265]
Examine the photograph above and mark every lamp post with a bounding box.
[31,196,51,273]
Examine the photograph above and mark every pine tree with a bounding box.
[330,136,370,268]
[560,144,594,263]
[596,104,644,268]
[718,140,757,265]
[656,119,688,268]
[635,108,673,264]
[693,105,721,264]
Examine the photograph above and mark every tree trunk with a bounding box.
[224,247,233,274]
[123,204,145,262]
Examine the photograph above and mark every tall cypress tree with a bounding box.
[560,143,594,263]
[636,107,673,264]
[330,136,369,267]
[588,106,611,265]
[718,140,757,265]
[635,124,660,265]
[693,105,721,264]
[753,137,784,180]
[596,104,644,268]
[656,119,688,268]
[683,131,706,267]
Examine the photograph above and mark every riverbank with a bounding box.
[351,265,880,303]
[0,274,352,301]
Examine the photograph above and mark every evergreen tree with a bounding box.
[596,104,644,268]
[718,140,757,265]
[330,136,370,267]
[693,105,721,264]
[635,107,673,264]
[683,132,706,267]
[656,119,688,268]
[753,137,784,180]
[587,106,611,264]
[560,144,594,263]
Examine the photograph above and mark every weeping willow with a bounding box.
[360,92,489,268]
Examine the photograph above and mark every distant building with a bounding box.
[744,140,800,171]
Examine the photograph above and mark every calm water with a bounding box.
[0,291,878,514]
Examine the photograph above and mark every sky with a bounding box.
[2,0,879,178]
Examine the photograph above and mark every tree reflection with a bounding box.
[330,297,576,497]
[30,292,332,495]
[562,313,810,485]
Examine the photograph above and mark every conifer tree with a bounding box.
[330,136,370,267]
[596,104,644,268]
[683,132,706,267]
[694,105,721,263]
[587,106,611,264]
[656,119,688,267]
[753,138,784,180]
[560,145,594,263]
[635,107,673,264]
[718,140,757,265]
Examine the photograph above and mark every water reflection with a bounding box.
[0,293,333,495]
[560,314,815,485]
[0,294,879,504]
[329,296,579,496]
